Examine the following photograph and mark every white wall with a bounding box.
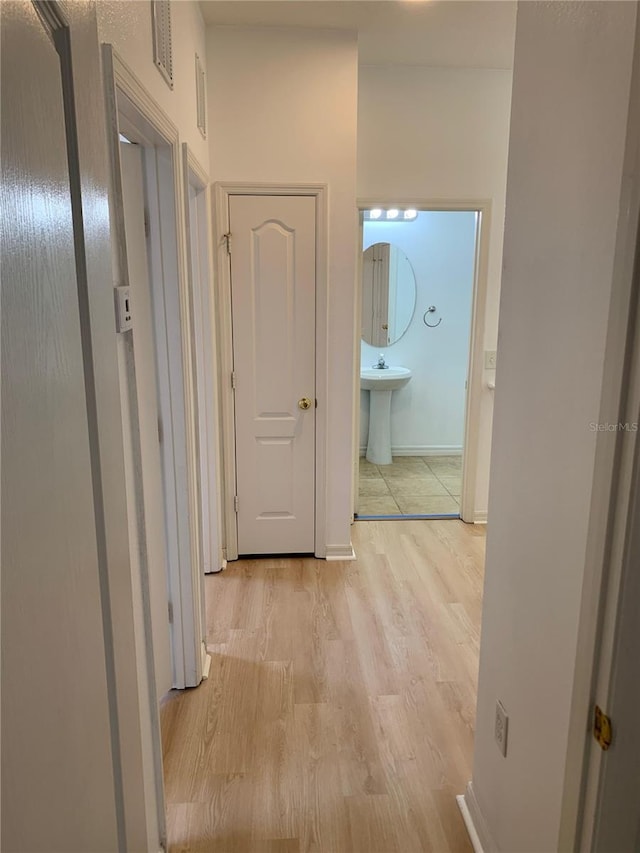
[206,26,358,553]
[470,3,638,851]
[97,0,209,172]
[360,212,476,455]
[358,65,513,513]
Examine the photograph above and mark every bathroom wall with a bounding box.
[360,211,477,456]
[358,64,513,517]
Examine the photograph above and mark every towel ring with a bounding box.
[423,306,442,328]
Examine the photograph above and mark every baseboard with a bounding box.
[201,653,212,680]
[359,445,463,457]
[457,795,483,853]
[324,544,356,561]
[201,642,211,680]
[473,511,488,524]
[205,556,226,574]
[458,782,497,853]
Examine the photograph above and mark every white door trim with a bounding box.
[564,13,640,842]
[103,46,205,691]
[183,144,224,581]
[214,182,329,560]
[355,198,492,523]
[182,147,220,686]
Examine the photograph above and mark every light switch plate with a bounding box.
[114,285,132,333]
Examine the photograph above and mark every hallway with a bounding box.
[161,519,485,852]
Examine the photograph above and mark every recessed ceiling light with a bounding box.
[386,209,399,220]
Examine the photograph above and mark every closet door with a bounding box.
[229,194,316,555]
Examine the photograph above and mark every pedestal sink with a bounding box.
[361,366,412,465]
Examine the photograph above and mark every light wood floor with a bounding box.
[161,519,486,853]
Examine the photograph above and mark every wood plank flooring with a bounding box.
[161,519,486,852]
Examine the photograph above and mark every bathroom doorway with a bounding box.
[355,205,487,521]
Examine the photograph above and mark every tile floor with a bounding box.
[357,454,462,516]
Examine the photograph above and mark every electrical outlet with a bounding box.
[495,700,509,756]
[484,350,497,370]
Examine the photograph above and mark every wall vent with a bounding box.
[151,0,173,89]
[195,53,206,138]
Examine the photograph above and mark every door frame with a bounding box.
[355,198,492,523]
[565,14,640,839]
[102,46,206,690]
[3,3,161,848]
[214,182,329,560]
[183,144,224,576]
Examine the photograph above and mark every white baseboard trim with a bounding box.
[359,445,463,457]
[206,556,227,574]
[457,795,484,853]
[473,511,488,524]
[458,782,497,853]
[324,544,356,561]
[200,642,211,680]
[201,653,212,680]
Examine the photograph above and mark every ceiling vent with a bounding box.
[195,54,206,138]
[151,0,173,89]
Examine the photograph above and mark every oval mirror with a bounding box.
[361,242,417,347]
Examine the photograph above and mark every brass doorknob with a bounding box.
[298,397,312,410]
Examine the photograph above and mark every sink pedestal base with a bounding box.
[366,389,393,466]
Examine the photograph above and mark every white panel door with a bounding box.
[1,3,120,849]
[229,195,316,555]
[120,142,172,698]
[591,433,640,851]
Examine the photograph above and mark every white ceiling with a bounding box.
[199,1,517,69]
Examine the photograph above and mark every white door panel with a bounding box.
[120,142,172,698]
[1,4,120,848]
[229,195,316,554]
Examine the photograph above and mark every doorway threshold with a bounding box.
[238,552,315,559]
[354,513,460,521]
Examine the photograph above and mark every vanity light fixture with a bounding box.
[363,208,419,222]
